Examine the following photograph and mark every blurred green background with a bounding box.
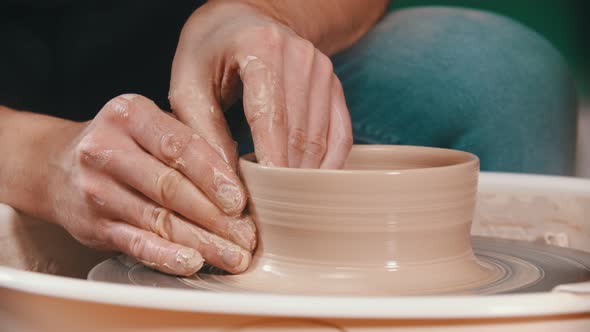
[388,0,590,99]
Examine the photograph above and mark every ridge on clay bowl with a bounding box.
[203,145,501,295]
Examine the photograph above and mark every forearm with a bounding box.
[210,0,390,55]
[0,106,79,219]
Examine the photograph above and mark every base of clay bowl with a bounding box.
[89,236,590,295]
[183,251,502,295]
[231,145,497,295]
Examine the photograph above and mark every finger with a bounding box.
[85,148,256,251]
[298,51,333,168]
[105,221,204,276]
[94,179,252,273]
[238,53,288,167]
[140,207,252,274]
[284,38,314,168]
[115,196,251,273]
[320,75,353,169]
[169,62,240,170]
[99,94,246,216]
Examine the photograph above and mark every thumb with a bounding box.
[169,58,239,170]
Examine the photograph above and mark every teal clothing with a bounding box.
[233,7,577,175]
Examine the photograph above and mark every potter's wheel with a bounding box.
[88,147,590,297]
[2,173,590,332]
[89,237,590,295]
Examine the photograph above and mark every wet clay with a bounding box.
[88,147,590,294]
[90,236,590,295]
[198,145,502,295]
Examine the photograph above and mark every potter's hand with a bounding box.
[48,95,255,276]
[169,0,353,169]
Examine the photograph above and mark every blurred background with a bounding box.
[389,0,590,177]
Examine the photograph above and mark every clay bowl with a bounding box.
[214,145,501,295]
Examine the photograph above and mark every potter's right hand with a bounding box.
[47,94,255,276]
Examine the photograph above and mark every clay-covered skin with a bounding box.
[0,0,390,279]
[219,145,501,295]
[67,95,255,275]
[169,0,363,171]
[0,94,257,276]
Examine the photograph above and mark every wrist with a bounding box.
[205,0,387,56]
[0,108,82,220]
[206,0,322,45]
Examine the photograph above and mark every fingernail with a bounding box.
[229,217,257,251]
[175,248,204,272]
[217,183,242,211]
[221,247,251,273]
[212,168,245,214]
[221,247,242,267]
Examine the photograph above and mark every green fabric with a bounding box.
[388,0,590,97]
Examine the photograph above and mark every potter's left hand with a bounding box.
[169,0,353,169]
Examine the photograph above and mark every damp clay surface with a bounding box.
[89,146,590,295]
[224,145,499,295]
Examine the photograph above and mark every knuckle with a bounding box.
[254,24,284,48]
[167,85,201,114]
[271,106,287,128]
[167,89,188,113]
[89,220,115,249]
[146,206,173,240]
[66,220,108,250]
[316,52,334,74]
[77,136,112,169]
[141,204,157,227]
[336,133,354,151]
[304,136,327,157]
[78,177,103,202]
[288,128,307,152]
[76,135,99,162]
[244,107,266,126]
[155,168,183,206]
[99,94,141,123]
[298,38,316,55]
[127,231,145,258]
[167,94,181,112]
[292,38,315,62]
[332,75,344,93]
[160,131,191,162]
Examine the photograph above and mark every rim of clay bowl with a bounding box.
[239,145,479,174]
